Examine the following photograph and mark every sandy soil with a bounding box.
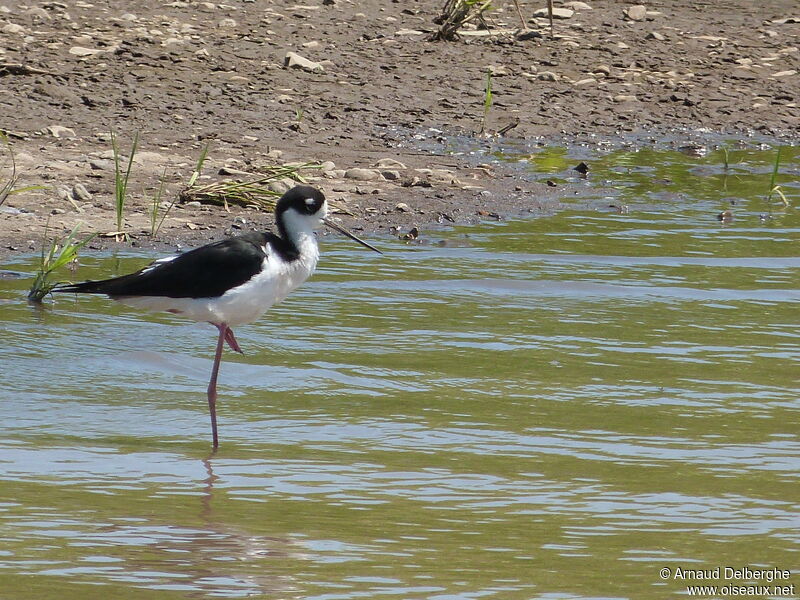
[0,0,797,256]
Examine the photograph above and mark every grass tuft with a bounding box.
[28,223,96,303]
[430,0,493,41]
[179,162,324,211]
[110,129,140,240]
[148,167,173,238]
[0,132,46,206]
[478,69,493,135]
[766,147,789,207]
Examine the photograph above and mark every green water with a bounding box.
[1,144,798,599]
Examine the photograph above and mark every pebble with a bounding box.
[134,151,171,166]
[284,51,324,73]
[318,160,336,172]
[72,184,92,201]
[218,18,237,28]
[69,46,103,56]
[395,202,411,212]
[625,5,647,21]
[89,159,114,171]
[563,1,592,9]
[344,167,380,181]
[592,64,611,76]
[45,125,77,138]
[771,70,797,78]
[573,77,597,87]
[302,41,320,49]
[646,31,665,40]
[613,94,638,102]
[381,170,401,181]
[533,7,574,19]
[267,178,295,194]
[537,71,559,81]
[25,7,49,20]
[1,23,25,34]
[374,158,407,169]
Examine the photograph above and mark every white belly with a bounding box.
[117,246,319,326]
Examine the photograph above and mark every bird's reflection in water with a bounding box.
[88,454,303,597]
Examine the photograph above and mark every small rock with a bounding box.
[517,31,543,41]
[318,160,336,172]
[46,125,76,138]
[395,202,411,212]
[133,151,170,166]
[592,64,611,76]
[267,178,295,194]
[374,158,407,169]
[381,170,401,181]
[302,41,320,49]
[573,77,597,87]
[625,5,647,21]
[563,1,592,9]
[646,31,665,40]
[72,184,92,201]
[51,208,66,215]
[344,167,380,181]
[284,51,324,73]
[1,23,25,34]
[537,71,559,81]
[771,70,797,78]
[533,7,574,19]
[25,7,49,20]
[613,94,638,102]
[89,159,114,171]
[218,18,237,28]
[69,46,103,56]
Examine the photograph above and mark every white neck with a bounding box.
[280,208,322,261]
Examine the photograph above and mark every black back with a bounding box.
[57,232,272,298]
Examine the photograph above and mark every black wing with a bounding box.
[56,232,275,299]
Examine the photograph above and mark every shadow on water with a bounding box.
[0,142,798,599]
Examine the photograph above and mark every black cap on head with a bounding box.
[276,186,326,217]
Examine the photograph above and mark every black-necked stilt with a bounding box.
[54,185,381,449]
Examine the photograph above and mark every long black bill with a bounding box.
[324,218,383,254]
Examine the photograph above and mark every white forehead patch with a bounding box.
[305,197,316,206]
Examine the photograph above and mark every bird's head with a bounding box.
[276,186,382,253]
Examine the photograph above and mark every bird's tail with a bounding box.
[52,280,112,294]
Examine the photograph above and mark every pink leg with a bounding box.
[224,327,243,354]
[207,323,228,450]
